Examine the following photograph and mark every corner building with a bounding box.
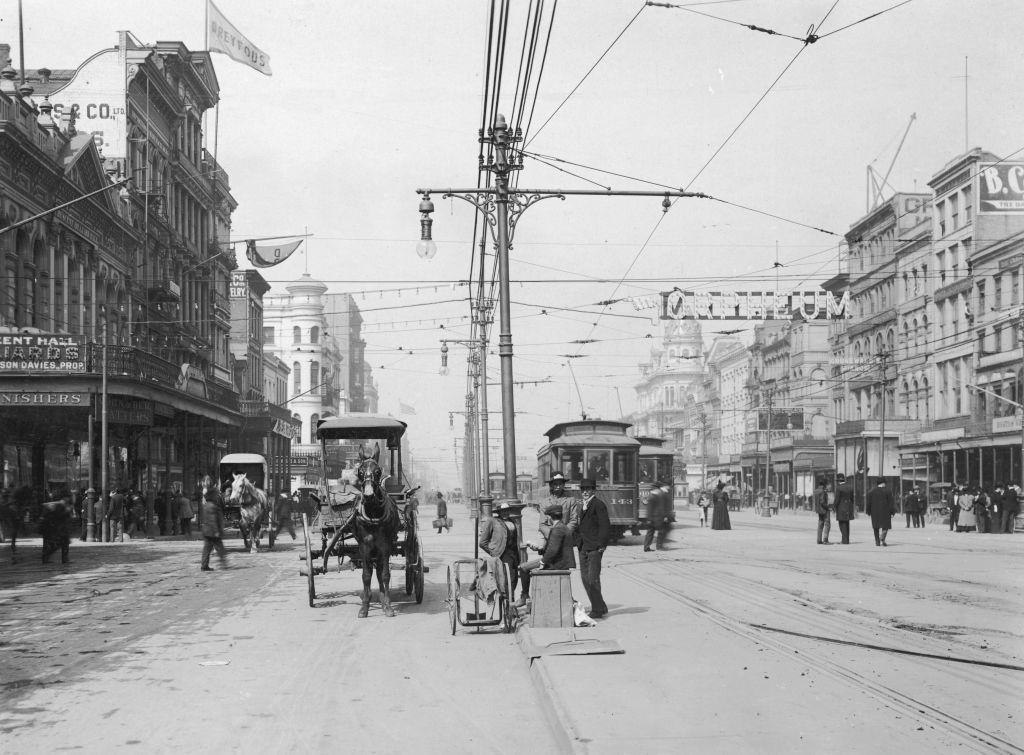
[0,35,241,509]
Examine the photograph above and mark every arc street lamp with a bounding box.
[417,114,708,501]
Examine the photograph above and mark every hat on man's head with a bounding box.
[547,472,566,484]
[579,477,597,490]
[544,503,563,518]
[497,501,512,513]
[836,473,847,483]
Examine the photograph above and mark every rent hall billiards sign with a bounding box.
[0,334,86,372]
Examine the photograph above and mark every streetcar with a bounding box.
[537,420,641,541]
[637,436,675,530]
[487,471,537,504]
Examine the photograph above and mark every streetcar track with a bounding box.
[615,564,1024,753]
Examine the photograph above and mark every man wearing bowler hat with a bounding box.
[577,478,610,618]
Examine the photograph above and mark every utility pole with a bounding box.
[765,389,774,515]
[699,411,709,490]
[878,349,890,497]
[417,114,708,502]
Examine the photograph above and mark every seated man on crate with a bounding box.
[517,503,576,607]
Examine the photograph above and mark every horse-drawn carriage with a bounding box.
[218,453,275,551]
[299,415,425,616]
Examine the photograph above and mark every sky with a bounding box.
[8,1,1024,486]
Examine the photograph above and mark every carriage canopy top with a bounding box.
[316,415,407,446]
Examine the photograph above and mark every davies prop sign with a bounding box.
[629,289,851,321]
[0,334,86,372]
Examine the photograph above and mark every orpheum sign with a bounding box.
[629,289,851,321]
[0,333,86,372]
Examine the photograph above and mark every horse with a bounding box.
[228,473,270,554]
[352,444,402,618]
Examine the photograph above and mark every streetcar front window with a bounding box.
[615,451,636,484]
[560,450,583,481]
[639,459,656,483]
[586,451,610,483]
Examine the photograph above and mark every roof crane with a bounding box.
[866,113,917,212]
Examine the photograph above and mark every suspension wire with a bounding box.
[519,0,558,150]
[526,1,647,147]
[646,0,805,41]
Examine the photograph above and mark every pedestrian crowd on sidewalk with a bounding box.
[947,482,1021,534]
[810,475,1022,546]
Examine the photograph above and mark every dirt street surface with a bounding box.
[0,523,559,754]
[2,508,1023,754]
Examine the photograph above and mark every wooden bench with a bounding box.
[528,570,574,628]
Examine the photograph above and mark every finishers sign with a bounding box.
[629,289,851,321]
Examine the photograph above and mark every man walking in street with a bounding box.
[834,473,855,544]
[813,478,831,544]
[274,493,296,541]
[1003,483,1021,534]
[866,480,895,546]
[577,478,610,618]
[106,488,125,542]
[39,498,73,564]
[912,486,926,528]
[200,485,228,571]
[435,491,449,534]
[643,482,672,551]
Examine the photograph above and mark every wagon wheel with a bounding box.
[501,562,515,633]
[447,565,457,636]
[414,556,425,604]
[268,513,276,550]
[302,514,316,608]
[405,531,418,595]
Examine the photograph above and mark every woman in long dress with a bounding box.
[956,487,977,532]
[710,482,731,530]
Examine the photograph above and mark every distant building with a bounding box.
[228,269,298,496]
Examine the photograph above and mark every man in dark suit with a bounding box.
[478,502,521,598]
[577,478,610,618]
[833,473,855,544]
[643,482,672,551]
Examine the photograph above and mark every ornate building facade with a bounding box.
[0,36,242,520]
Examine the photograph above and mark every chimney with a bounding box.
[0,45,10,72]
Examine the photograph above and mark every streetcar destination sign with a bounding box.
[628,289,851,320]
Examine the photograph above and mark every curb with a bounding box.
[522,646,584,754]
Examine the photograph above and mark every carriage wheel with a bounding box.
[501,562,515,633]
[405,533,418,595]
[447,565,457,636]
[302,514,316,608]
[405,566,414,596]
[414,557,425,604]
[268,520,276,550]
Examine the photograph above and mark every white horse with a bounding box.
[228,473,269,554]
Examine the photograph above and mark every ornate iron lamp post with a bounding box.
[418,113,708,502]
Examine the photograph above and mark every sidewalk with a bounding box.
[517,509,1024,753]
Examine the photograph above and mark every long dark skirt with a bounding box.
[711,501,731,530]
